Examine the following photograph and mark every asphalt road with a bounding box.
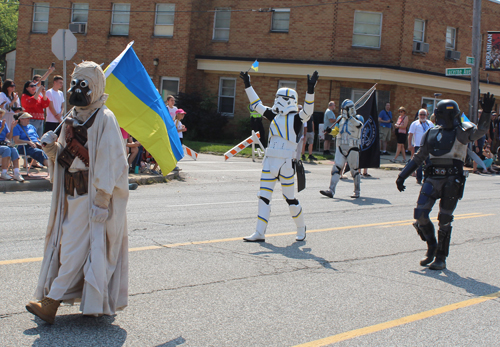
[1,154,499,346]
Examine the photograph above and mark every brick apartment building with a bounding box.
[14,0,500,140]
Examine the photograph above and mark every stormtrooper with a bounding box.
[239,70,318,242]
[320,99,364,199]
[396,94,495,270]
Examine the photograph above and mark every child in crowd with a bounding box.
[174,109,187,144]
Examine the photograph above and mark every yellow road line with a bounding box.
[379,213,494,228]
[0,212,491,266]
[293,290,500,347]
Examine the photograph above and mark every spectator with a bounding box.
[482,144,498,173]
[12,112,49,168]
[302,113,316,161]
[175,109,187,145]
[32,64,55,87]
[491,111,500,155]
[21,80,50,137]
[408,108,434,184]
[45,76,65,132]
[487,111,499,154]
[378,102,392,155]
[390,106,409,163]
[323,101,336,155]
[126,135,141,172]
[414,102,427,121]
[0,111,24,181]
[0,79,22,126]
[166,95,177,121]
[430,113,436,125]
[473,110,487,174]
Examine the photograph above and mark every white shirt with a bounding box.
[166,105,177,121]
[409,119,434,147]
[175,119,183,138]
[46,88,65,123]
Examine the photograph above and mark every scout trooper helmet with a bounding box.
[341,99,356,118]
[273,88,298,114]
[435,99,460,130]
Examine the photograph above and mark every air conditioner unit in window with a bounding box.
[69,23,87,34]
[413,41,429,53]
[445,50,461,60]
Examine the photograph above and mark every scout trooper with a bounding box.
[320,99,364,199]
[239,70,318,242]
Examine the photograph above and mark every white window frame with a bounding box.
[33,68,48,78]
[271,8,290,33]
[160,77,180,102]
[278,80,297,90]
[71,3,89,24]
[352,11,383,49]
[213,7,231,41]
[32,2,50,33]
[422,97,442,115]
[413,19,425,42]
[154,3,175,37]
[351,89,368,103]
[446,27,457,50]
[110,3,130,36]
[218,77,236,116]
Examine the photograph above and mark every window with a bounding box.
[72,3,89,23]
[218,78,236,115]
[414,19,425,42]
[271,9,290,32]
[352,11,382,48]
[160,77,179,101]
[351,89,368,103]
[278,80,297,90]
[422,97,442,115]
[155,4,175,37]
[111,4,130,36]
[32,3,50,33]
[33,68,48,78]
[446,27,456,50]
[213,8,231,41]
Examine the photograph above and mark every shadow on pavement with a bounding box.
[155,336,186,347]
[252,241,337,271]
[24,314,127,346]
[409,269,500,297]
[332,196,392,205]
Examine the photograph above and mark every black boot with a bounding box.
[413,222,437,266]
[429,255,446,270]
[429,227,451,271]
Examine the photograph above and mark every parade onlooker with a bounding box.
[45,76,65,132]
[12,112,49,167]
[21,81,50,137]
[302,115,316,160]
[0,79,22,126]
[414,102,427,121]
[323,101,336,155]
[126,135,141,172]
[166,95,177,121]
[175,109,187,145]
[482,144,498,173]
[0,110,24,181]
[378,102,392,155]
[391,106,408,163]
[408,109,434,184]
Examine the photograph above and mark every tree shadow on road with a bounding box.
[251,241,337,271]
[409,269,500,297]
[24,314,127,346]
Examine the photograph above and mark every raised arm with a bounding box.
[239,71,275,120]
[298,71,318,122]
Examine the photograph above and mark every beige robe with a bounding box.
[35,105,129,316]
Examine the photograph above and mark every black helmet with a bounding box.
[435,99,460,129]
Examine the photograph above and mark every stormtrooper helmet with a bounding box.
[341,99,356,118]
[273,88,298,114]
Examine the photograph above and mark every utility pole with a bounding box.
[469,0,481,123]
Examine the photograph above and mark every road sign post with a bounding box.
[52,29,77,114]
[445,68,472,76]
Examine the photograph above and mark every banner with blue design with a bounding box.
[358,92,380,168]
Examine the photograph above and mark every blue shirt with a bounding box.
[324,109,336,126]
[13,123,40,142]
[0,123,9,141]
[378,110,392,128]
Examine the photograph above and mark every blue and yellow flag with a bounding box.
[251,60,259,72]
[104,42,183,174]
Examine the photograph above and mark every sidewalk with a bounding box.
[0,167,179,193]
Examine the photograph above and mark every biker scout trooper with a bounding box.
[320,99,364,199]
[239,71,319,242]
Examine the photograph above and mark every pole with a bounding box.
[63,29,67,114]
[469,0,481,123]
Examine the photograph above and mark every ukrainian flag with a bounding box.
[104,42,183,174]
[251,60,259,72]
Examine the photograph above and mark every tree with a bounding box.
[0,0,19,76]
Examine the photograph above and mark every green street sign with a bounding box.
[445,68,472,76]
[466,56,475,65]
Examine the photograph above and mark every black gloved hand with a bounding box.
[396,176,406,192]
[307,71,319,94]
[325,126,332,134]
[239,71,251,88]
[481,92,495,114]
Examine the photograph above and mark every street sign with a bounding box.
[445,67,472,76]
[51,29,77,60]
[466,56,475,65]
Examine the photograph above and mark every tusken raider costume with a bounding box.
[396,93,495,270]
[239,70,318,242]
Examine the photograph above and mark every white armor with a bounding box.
[321,99,364,198]
[243,85,315,242]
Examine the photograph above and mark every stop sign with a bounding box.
[51,29,77,60]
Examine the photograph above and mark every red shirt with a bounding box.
[21,93,50,120]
